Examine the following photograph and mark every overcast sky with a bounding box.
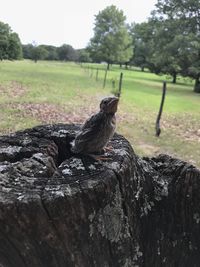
[0,0,157,49]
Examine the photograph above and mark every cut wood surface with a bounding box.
[0,124,199,267]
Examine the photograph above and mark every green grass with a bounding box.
[0,60,200,168]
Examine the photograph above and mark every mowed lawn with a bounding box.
[0,60,200,167]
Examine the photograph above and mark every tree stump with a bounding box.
[0,124,199,267]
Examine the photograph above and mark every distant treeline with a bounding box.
[22,44,91,63]
[0,0,200,93]
[0,21,91,63]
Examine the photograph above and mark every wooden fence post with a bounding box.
[155,81,167,136]
[117,72,123,97]
[96,69,99,81]
[103,69,108,88]
[90,68,93,78]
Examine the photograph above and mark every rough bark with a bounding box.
[0,124,199,267]
[194,76,200,93]
[172,72,177,84]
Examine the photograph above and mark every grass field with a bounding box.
[0,60,200,167]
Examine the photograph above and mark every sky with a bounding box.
[0,0,157,49]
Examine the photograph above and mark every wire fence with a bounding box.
[80,63,124,98]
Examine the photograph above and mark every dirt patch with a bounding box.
[3,102,97,125]
[137,142,160,155]
[162,114,200,142]
[0,81,27,98]
[1,97,131,133]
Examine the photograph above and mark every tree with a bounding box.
[177,33,200,91]
[0,21,10,60]
[88,5,133,69]
[23,44,59,61]
[22,44,80,62]
[57,44,78,61]
[7,32,22,60]
[0,21,22,60]
[155,0,200,33]
[129,22,154,71]
[31,45,48,62]
[22,44,34,59]
[77,49,92,63]
[129,19,190,83]
[147,18,183,83]
[153,0,200,92]
[41,45,58,60]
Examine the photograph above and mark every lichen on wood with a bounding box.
[0,124,199,267]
